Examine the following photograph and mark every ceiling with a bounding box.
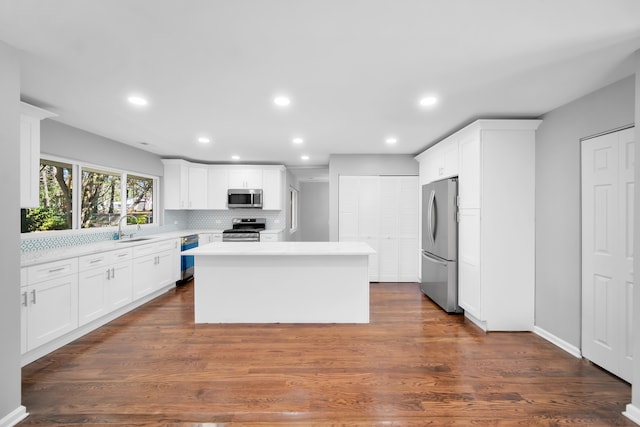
[2,1,640,176]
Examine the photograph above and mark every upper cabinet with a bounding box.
[228,167,262,189]
[20,102,56,208]
[162,161,285,210]
[416,136,459,185]
[261,166,285,210]
[161,159,208,209]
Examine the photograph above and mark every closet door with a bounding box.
[581,127,634,382]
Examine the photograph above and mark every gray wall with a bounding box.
[41,120,164,177]
[535,75,635,348]
[329,154,418,241]
[0,41,23,423]
[300,181,329,241]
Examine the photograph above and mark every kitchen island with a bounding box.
[182,241,375,323]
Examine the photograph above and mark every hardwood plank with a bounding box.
[20,282,634,426]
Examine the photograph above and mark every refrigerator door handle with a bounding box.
[427,189,436,246]
[422,251,448,266]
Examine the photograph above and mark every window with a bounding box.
[21,157,157,233]
[126,174,154,225]
[81,166,121,228]
[289,186,298,233]
[21,159,73,232]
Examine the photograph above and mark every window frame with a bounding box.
[289,186,298,234]
[21,154,159,236]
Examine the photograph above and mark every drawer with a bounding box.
[133,239,177,258]
[78,253,109,271]
[108,247,133,263]
[260,233,278,242]
[27,258,78,284]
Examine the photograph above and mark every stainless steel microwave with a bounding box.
[227,189,263,208]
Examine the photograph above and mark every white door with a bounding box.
[581,127,634,383]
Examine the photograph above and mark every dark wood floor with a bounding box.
[20,281,634,426]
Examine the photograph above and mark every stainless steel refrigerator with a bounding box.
[421,178,463,313]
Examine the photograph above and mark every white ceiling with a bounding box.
[2,1,640,174]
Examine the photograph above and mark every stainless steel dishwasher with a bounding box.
[178,234,198,285]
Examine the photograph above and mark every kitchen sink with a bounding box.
[116,237,153,243]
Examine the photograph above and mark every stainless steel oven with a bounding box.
[222,218,266,242]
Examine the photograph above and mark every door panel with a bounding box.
[581,127,634,383]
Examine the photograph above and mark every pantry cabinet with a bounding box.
[20,102,56,208]
[339,175,419,282]
[456,120,541,331]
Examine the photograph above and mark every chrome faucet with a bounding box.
[118,214,141,240]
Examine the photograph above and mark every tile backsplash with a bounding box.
[21,209,286,252]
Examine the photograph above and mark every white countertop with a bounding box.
[183,241,375,256]
[21,229,222,267]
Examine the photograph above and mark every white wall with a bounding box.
[329,154,418,241]
[285,169,300,241]
[300,181,329,241]
[0,41,25,425]
[535,75,635,347]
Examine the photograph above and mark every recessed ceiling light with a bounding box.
[127,96,148,106]
[273,96,291,107]
[386,137,398,144]
[301,155,310,161]
[231,155,240,161]
[197,137,211,144]
[292,137,304,144]
[419,96,438,107]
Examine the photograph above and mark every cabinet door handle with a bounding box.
[111,267,115,278]
[89,259,102,264]
[22,291,28,307]
[106,269,111,280]
[31,290,36,305]
[48,267,66,273]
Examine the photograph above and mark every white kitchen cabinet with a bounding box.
[455,119,541,331]
[78,248,132,326]
[228,167,262,189]
[207,166,228,209]
[199,232,223,244]
[416,136,459,185]
[339,175,419,282]
[162,159,208,209]
[262,167,285,210]
[132,239,180,299]
[260,230,284,242]
[20,268,27,355]
[20,102,56,208]
[22,258,79,353]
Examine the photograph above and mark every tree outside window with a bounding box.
[21,159,73,232]
[126,174,153,225]
[81,167,121,228]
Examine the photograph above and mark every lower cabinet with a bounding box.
[22,259,79,353]
[78,248,133,326]
[21,237,180,362]
[133,239,180,299]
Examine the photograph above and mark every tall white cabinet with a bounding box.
[339,175,419,282]
[456,120,541,331]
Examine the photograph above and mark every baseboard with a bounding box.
[463,311,487,331]
[533,326,582,358]
[0,406,28,427]
[624,403,640,425]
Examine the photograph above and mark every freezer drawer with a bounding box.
[420,251,462,313]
